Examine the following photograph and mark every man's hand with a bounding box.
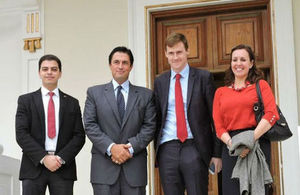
[43,155,62,172]
[110,144,132,165]
[210,157,222,174]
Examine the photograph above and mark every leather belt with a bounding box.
[162,139,194,146]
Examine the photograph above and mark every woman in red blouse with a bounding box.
[213,44,279,195]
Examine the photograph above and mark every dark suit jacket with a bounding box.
[15,89,85,180]
[83,82,156,187]
[154,67,222,166]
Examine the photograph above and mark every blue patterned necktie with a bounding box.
[117,86,125,120]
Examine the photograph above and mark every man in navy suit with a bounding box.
[15,54,85,195]
[154,33,222,195]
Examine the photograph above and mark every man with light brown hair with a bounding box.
[154,32,222,195]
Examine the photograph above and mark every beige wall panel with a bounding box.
[44,1,128,195]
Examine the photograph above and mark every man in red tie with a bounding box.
[15,54,85,195]
[154,33,222,195]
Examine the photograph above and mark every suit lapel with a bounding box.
[33,89,46,138]
[104,82,122,126]
[59,90,67,129]
[121,83,137,129]
[187,67,195,110]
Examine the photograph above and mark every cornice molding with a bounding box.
[0,0,39,15]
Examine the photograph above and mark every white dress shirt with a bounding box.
[41,86,60,152]
[160,64,194,144]
[107,79,134,156]
[112,79,129,108]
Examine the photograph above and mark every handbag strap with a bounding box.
[255,80,264,110]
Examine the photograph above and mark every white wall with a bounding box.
[293,0,300,122]
[293,0,300,160]
[0,4,24,160]
[272,0,300,194]
[44,1,128,194]
[1,0,129,195]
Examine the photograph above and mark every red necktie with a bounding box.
[48,92,56,139]
[175,74,188,142]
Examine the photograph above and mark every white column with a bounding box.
[271,0,300,194]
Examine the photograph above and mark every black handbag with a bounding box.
[253,81,292,141]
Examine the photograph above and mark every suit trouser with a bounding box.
[22,167,74,195]
[222,129,271,195]
[92,168,146,195]
[158,139,209,195]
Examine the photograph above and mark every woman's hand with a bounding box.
[240,148,250,158]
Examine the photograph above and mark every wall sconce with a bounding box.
[23,11,42,53]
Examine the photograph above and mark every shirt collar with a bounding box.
[112,79,129,93]
[171,64,190,79]
[41,86,59,97]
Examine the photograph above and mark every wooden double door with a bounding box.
[150,0,280,194]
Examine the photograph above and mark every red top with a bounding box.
[213,80,279,138]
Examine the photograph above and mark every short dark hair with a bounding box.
[108,46,134,66]
[165,32,189,51]
[224,44,263,86]
[38,54,62,71]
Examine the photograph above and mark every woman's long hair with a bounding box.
[224,44,264,86]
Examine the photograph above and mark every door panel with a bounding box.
[156,17,213,73]
[214,11,265,70]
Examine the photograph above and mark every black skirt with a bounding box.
[221,129,272,195]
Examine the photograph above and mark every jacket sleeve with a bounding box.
[56,98,86,164]
[83,87,115,155]
[15,95,47,166]
[127,91,156,154]
[204,73,222,158]
[153,79,162,151]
